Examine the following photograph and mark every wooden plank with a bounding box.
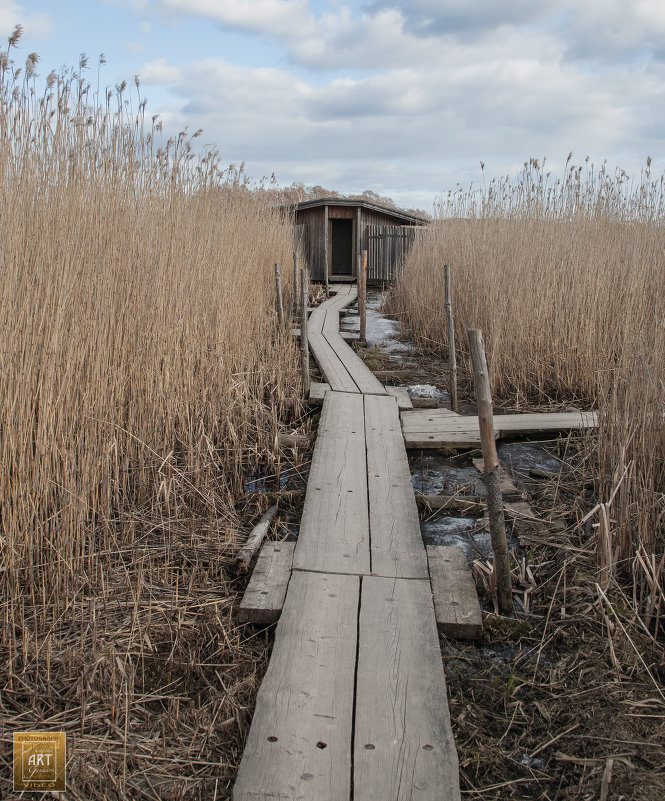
[401,410,597,449]
[308,381,330,404]
[354,576,460,801]
[309,331,359,393]
[403,432,483,449]
[385,385,413,410]
[238,541,295,625]
[472,457,522,501]
[293,392,370,575]
[365,394,428,579]
[325,332,387,395]
[233,571,358,801]
[427,545,483,640]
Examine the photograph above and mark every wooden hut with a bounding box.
[293,198,427,284]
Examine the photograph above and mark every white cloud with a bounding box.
[159,0,313,38]
[139,57,183,84]
[0,0,52,39]
[108,0,665,207]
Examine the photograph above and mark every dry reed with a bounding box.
[1,31,301,798]
[389,156,665,621]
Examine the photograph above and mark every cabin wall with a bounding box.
[295,207,326,282]
[295,204,426,284]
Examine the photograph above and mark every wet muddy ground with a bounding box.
[342,289,665,800]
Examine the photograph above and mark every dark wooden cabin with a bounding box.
[293,198,427,284]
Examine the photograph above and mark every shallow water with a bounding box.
[340,290,413,353]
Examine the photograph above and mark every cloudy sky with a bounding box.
[2,0,664,211]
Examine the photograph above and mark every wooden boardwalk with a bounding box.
[234,286,460,801]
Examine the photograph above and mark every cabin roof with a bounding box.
[292,197,429,226]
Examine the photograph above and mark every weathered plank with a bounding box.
[233,571,358,801]
[309,331,359,393]
[293,392,370,575]
[308,381,330,405]
[427,545,483,640]
[385,385,413,410]
[354,576,460,801]
[325,332,387,395]
[365,394,428,579]
[401,410,598,449]
[238,541,295,625]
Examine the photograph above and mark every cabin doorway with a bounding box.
[330,219,354,276]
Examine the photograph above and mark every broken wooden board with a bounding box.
[427,545,483,640]
[365,394,428,579]
[384,385,413,410]
[293,392,370,575]
[233,571,358,801]
[238,541,295,625]
[401,410,598,449]
[354,576,461,801]
[472,457,522,501]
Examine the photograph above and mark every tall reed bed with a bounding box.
[0,31,300,796]
[390,158,665,616]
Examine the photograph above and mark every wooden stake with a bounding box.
[274,263,284,328]
[293,252,299,316]
[300,266,310,395]
[444,264,458,413]
[359,249,367,343]
[467,328,513,613]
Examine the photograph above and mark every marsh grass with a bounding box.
[389,157,665,622]
[0,31,301,797]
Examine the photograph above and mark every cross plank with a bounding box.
[354,576,461,801]
[385,385,413,410]
[401,410,598,449]
[308,381,330,405]
[233,571,358,801]
[365,394,428,579]
[293,391,370,575]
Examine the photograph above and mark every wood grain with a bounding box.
[233,570,358,801]
[238,541,295,625]
[365,394,428,579]
[427,545,483,640]
[293,392,370,575]
[354,576,460,801]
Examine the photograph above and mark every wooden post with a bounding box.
[274,263,284,328]
[293,252,299,317]
[300,266,310,395]
[359,249,367,344]
[467,328,513,613]
[444,265,458,412]
[323,205,330,297]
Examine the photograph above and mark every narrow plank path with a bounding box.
[234,287,460,801]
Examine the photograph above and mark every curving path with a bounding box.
[233,286,461,801]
